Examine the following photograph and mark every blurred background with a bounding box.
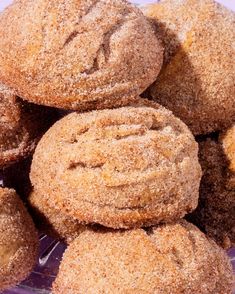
[0,0,235,11]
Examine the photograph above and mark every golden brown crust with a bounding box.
[30,103,201,228]
[0,83,57,167]
[29,189,86,244]
[0,0,163,110]
[143,0,235,135]
[189,134,235,249]
[0,188,38,291]
[52,220,233,294]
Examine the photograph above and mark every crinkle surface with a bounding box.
[0,0,163,110]
[0,188,38,291]
[143,0,235,135]
[30,103,201,228]
[0,83,56,167]
[52,220,233,294]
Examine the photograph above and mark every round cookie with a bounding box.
[143,0,235,135]
[0,188,38,291]
[189,133,235,249]
[29,189,86,244]
[30,105,201,229]
[52,220,233,294]
[0,83,56,167]
[0,0,163,110]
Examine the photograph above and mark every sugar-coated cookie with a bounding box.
[52,220,233,294]
[30,103,201,229]
[0,0,163,110]
[0,188,38,291]
[189,130,235,249]
[143,0,235,135]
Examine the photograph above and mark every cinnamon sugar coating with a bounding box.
[29,190,86,244]
[0,188,38,291]
[0,83,56,167]
[30,104,201,229]
[0,0,163,110]
[189,131,235,249]
[52,220,233,294]
[143,0,235,135]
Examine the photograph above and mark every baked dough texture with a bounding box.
[52,220,233,294]
[0,188,38,291]
[0,0,163,110]
[143,0,235,135]
[30,104,201,229]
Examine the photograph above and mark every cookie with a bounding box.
[30,104,201,229]
[189,132,235,249]
[0,0,163,110]
[143,0,235,135]
[29,189,86,244]
[0,83,56,167]
[52,220,233,294]
[0,188,38,291]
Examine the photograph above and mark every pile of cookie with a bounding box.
[0,0,234,293]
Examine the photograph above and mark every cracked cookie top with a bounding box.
[0,0,163,110]
[0,83,56,167]
[0,188,38,291]
[30,102,201,228]
[52,220,233,294]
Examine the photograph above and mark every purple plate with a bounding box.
[3,235,66,294]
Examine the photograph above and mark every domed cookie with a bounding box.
[0,0,163,110]
[30,105,201,229]
[52,220,233,294]
[189,131,235,249]
[29,189,86,244]
[0,83,56,167]
[143,0,235,135]
[0,188,38,291]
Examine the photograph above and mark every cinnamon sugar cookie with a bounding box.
[0,0,163,110]
[0,188,38,291]
[53,220,233,294]
[189,130,235,249]
[30,105,201,229]
[0,83,56,167]
[143,0,235,135]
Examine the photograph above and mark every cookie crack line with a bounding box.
[63,9,133,74]
[68,161,104,170]
[63,0,101,47]
[76,198,152,211]
[64,121,173,145]
[86,9,133,72]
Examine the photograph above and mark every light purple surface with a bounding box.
[0,0,234,293]
[1,0,235,11]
